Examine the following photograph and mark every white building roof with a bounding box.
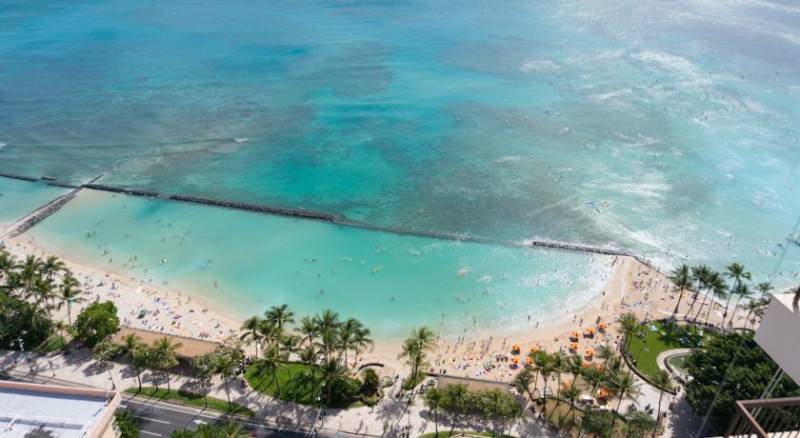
[0,382,119,438]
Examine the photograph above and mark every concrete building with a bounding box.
[0,381,120,438]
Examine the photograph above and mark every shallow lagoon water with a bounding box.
[0,177,67,233]
[28,190,612,338]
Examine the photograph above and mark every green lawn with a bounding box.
[34,335,67,354]
[245,361,361,408]
[626,321,709,382]
[245,362,322,405]
[124,387,254,417]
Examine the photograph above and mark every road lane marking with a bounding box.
[136,416,171,425]
[141,431,162,437]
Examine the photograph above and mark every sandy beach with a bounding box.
[5,233,736,383]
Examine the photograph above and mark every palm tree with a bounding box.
[265,304,295,332]
[566,354,584,387]
[618,312,639,354]
[669,264,691,316]
[298,315,318,347]
[443,383,469,437]
[240,315,263,357]
[299,344,317,365]
[610,370,640,428]
[261,345,283,397]
[279,334,300,359]
[32,277,56,315]
[725,262,751,292]
[398,326,436,388]
[582,365,605,398]
[539,356,557,416]
[19,255,43,296]
[153,337,181,392]
[723,263,750,324]
[57,276,84,326]
[703,273,728,325]
[213,352,238,409]
[119,334,146,391]
[216,422,249,438]
[513,367,535,403]
[320,359,345,405]
[687,264,711,316]
[551,352,566,398]
[350,325,373,368]
[745,282,773,327]
[596,344,614,366]
[561,384,581,423]
[651,369,673,424]
[257,319,278,349]
[337,318,359,367]
[529,349,550,397]
[314,309,341,362]
[727,283,752,328]
[692,269,718,322]
[41,256,65,281]
[0,250,17,281]
[423,387,444,437]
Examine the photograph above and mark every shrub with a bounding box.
[114,410,140,438]
[74,301,120,347]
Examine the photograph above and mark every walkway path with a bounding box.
[656,348,692,373]
[0,349,557,437]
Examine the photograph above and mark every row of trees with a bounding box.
[0,249,127,355]
[424,384,522,437]
[240,305,373,369]
[239,306,375,406]
[685,331,800,435]
[510,330,666,436]
[0,250,87,348]
[668,262,772,328]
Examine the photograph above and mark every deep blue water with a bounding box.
[1,0,799,284]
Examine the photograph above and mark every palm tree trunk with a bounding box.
[706,298,715,326]
[556,374,562,398]
[693,292,708,321]
[656,389,664,426]
[433,410,439,437]
[687,291,700,317]
[166,373,171,392]
[137,371,142,392]
[67,303,72,326]
[224,379,232,408]
[612,390,626,429]
[729,295,744,327]
[672,288,685,316]
[722,295,733,325]
[745,307,755,328]
[273,371,281,396]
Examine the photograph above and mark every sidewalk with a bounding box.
[0,349,551,437]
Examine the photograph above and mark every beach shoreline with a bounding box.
[6,233,712,382]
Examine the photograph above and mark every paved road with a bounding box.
[122,395,310,438]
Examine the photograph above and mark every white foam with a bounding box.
[0,142,6,150]
[519,59,560,74]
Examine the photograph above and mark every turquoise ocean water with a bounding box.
[1,1,799,333]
